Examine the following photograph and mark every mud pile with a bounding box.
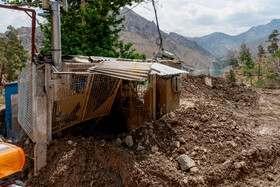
[181,74,258,107]
[12,102,279,187]
[7,75,280,186]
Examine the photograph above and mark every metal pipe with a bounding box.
[49,0,62,71]
[31,11,36,61]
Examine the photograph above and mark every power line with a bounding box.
[151,0,163,51]
[120,2,141,15]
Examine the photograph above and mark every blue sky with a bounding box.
[1,0,280,37]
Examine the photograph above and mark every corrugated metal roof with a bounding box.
[150,63,188,76]
[88,61,188,81]
[89,61,152,81]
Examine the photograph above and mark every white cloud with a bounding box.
[130,0,280,37]
[0,7,44,33]
[1,0,280,37]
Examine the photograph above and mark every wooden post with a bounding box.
[33,64,48,174]
[152,74,156,121]
[45,64,53,141]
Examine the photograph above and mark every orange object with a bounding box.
[0,143,25,179]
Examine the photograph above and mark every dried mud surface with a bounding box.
[6,75,280,187]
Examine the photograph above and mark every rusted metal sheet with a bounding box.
[88,61,188,80]
[150,63,188,76]
[89,61,152,81]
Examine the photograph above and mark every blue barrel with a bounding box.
[4,82,18,139]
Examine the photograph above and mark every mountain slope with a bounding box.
[192,19,280,57]
[168,32,214,58]
[0,9,216,70]
[120,8,216,70]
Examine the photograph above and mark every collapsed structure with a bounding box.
[4,0,187,173]
[17,55,186,172]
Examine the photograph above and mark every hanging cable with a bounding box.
[120,2,141,15]
[151,0,163,51]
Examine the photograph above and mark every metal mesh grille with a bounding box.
[84,74,120,120]
[52,71,120,133]
[18,64,34,141]
[121,80,152,121]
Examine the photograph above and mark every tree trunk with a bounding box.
[81,0,86,25]
[0,63,4,86]
[258,60,261,81]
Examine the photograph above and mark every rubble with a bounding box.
[151,145,159,153]
[124,136,134,147]
[234,161,246,169]
[115,138,122,145]
[137,145,145,151]
[177,154,196,171]
[190,167,199,174]
[67,140,73,145]
[5,75,280,187]
[174,141,180,148]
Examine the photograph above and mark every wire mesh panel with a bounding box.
[84,74,120,120]
[52,71,121,133]
[121,80,152,123]
[18,64,34,141]
[52,73,92,133]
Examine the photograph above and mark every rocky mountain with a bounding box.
[17,26,44,51]
[0,9,217,70]
[119,8,216,70]
[0,26,43,51]
[192,19,280,58]
[168,32,214,58]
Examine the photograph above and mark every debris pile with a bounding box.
[181,74,258,107]
[6,75,280,186]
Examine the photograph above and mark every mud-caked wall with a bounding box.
[156,76,180,118]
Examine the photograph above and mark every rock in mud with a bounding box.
[67,140,73,145]
[205,77,213,87]
[190,167,199,174]
[234,161,246,169]
[137,145,145,151]
[227,141,237,148]
[116,138,122,145]
[200,114,208,122]
[151,145,159,153]
[177,154,196,171]
[193,123,200,130]
[25,138,30,145]
[124,136,134,147]
[178,147,186,154]
[179,137,186,144]
[174,141,180,148]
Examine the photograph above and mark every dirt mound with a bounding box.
[9,101,280,187]
[181,74,258,107]
[6,75,280,186]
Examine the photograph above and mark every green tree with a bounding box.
[226,69,237,83]
[226,50,239,69]
[257,44,265,80]
[267,29,279,56]
[3,0,146,59]
[238,43,255,85]
[239,43,251,65]
[0,26,29,85]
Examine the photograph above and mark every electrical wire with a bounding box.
[151,0,163,51]
[120,2,141,15]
